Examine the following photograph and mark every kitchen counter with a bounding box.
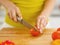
[0,28,56,45]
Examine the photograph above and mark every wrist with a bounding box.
[0,0,7,8]
[0,0,12,9]
[39,12,49,18]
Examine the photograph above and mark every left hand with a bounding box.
[37,15,48,33]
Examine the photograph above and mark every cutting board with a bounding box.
[0,28,57,45]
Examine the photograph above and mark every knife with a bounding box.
[17,17,38,31]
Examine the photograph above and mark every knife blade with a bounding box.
[17,17,38,31]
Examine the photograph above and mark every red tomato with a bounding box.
[57,28,60,31]
[30,28,40,37]
[1,40,15,45]
[52,31,60,40]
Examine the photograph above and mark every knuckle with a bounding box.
[12,9,15,12]
[16,7,20,11]
[8,12,11,16]
[11,10,16,15]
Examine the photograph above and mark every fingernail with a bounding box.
[37,26,40,29]
[40,29,43,33]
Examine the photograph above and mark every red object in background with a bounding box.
[52,31,60,40]
[30,28,40,37]
[57,28,60,31]
[1,40,15,45]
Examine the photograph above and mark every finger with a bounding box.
[39,28,43,33]
[8,11,13,19]
[43,19,48,27]
[16,7,22,20]
[41,18,45,28]
[39,23,44,33]
[37,16,43,30]
[41,18,47,28]
[37,22,43,33]
[39,18,45,33]
[11,9,17,22]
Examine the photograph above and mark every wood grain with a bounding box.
[0,28,56,45]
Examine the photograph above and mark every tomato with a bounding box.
[57,28,60,31]
[1,40,15,45]
[52,31,60,40]
[52,39,60,45]
[30,28,40,37]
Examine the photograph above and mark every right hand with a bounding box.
[2,0,22,22]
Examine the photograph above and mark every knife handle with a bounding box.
[17,17,23,22]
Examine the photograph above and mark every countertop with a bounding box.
[0,28,56,45]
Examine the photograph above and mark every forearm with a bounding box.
[0,0,9,6]
[0,0,15,9]
[0,0,10,4]
[40,0,56,16]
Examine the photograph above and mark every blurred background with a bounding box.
[0,0,60,28]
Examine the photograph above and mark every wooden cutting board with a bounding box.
[0,28,57,45]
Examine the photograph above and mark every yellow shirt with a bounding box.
[5,0,45,28]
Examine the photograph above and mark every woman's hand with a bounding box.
[37,15,48,33]
[36,0,56,33]
[0,0,22,22]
